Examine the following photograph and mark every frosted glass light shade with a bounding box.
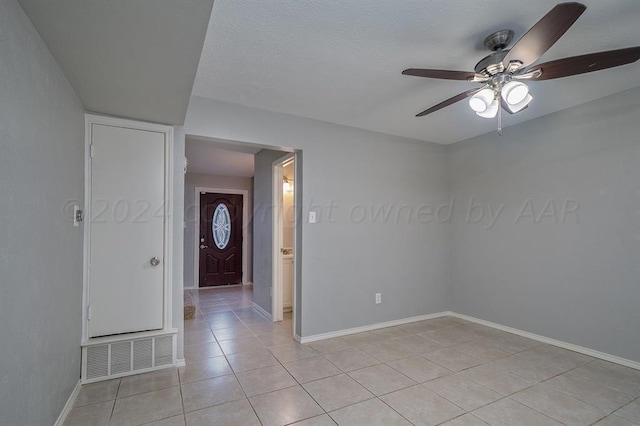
[502,81,529,105]
[469,89,495,113]
[507,93,533,113]
[476,99,499,118]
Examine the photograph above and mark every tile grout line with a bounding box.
[460,358,607,425]
[200,292,273,425]
[209,297,266,426]
[200,290,342,424]
[107,378,121,423]
[187,289,640,426]
[202,293,480,424]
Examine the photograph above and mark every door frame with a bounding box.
[82,114,174,343]
[272,153,296,323]
[194,187,249,288]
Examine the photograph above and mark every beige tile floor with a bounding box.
[66,285,640,425]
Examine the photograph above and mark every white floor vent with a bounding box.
[82,331,177,384]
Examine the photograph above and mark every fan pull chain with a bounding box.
[497,96,503,135]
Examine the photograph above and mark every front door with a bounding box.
[199,193,243,286]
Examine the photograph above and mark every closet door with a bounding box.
[88,123,165,338]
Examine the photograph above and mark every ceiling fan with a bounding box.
[402,2,640,133]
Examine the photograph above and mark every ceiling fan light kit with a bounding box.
[469,88,495,113]
[402,2,640,134]
[502,81,529,105]
[476,99,500,119]
[506,93,533,114]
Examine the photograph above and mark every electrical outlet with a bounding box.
[375,293,382,304]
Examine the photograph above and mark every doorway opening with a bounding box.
[183,136,301,339]
[272,154,296,325]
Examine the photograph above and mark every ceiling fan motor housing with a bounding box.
[474,50,509,75]
[475,30,517,75]
[484,29,514,51]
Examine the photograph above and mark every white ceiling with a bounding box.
[185,136,257,177]
[193,0,640,144]
[18,0,214,125]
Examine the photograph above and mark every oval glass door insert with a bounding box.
[212,203,231,249]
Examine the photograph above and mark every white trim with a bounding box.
[252,302,273,321]
[81,328,178,347]
[82,363,177,385]
[448,312,640,371]
[272,160,284,323]
[194,187,249,287]
[82,117,91,344]
[272,154,295,323]
[82,114,174,343]
[81,329,178,384]
[299,312,450,344]
[298,311,640,370]
[176,358,186,368]
[291,155,299,339]
[54,380,81,426]
[186,284,245,291]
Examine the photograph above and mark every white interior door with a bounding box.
[88,124,165,338]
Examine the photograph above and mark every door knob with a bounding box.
[200,244,208,249]
[150,257,161,266]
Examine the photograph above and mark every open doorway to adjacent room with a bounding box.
[185,136,258,289]
[183,136,301,340]
[272,154,296,324]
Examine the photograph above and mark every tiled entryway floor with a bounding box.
[66,285,640,425]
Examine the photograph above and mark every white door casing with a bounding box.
[272,154,295,323]
[283,255,293,311]
[86,117,172,338]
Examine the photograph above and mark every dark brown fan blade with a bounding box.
[416,87,485,117]
[524,46,640,80]
[402,69,477,81]
[503,2,586,68]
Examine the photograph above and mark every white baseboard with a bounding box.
[176,358,186,368]
[188,284,247,290]
[299,312,450,344]
[448,312,640,371]
[252,302,273,321]
[243,282,253,286]
[295,310,640,371]
[54,379,81,426]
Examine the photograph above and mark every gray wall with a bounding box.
[252,149,290,315]
[448,87,640,362]
[185,97,451,337]
[0,0,85,423]
[184,172,254,287]
[173,127,186,360]
[293,154,304,338]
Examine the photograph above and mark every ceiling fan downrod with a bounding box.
[497,96,502,136]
